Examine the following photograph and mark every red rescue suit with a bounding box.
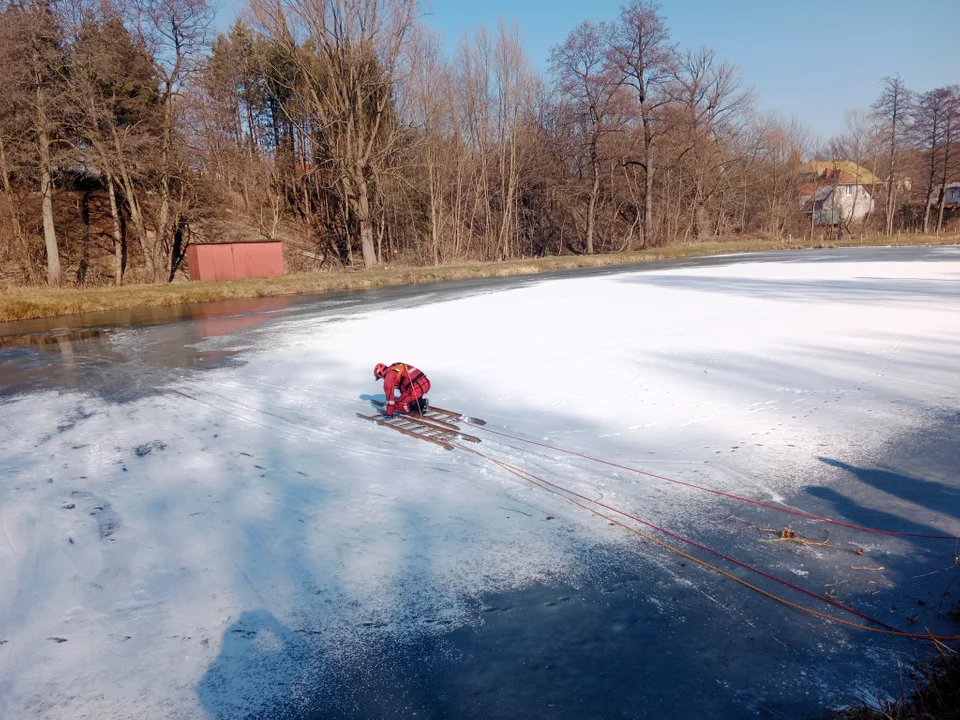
[382,362,431,416]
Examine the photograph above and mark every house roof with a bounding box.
[798,184,835,204]
[803,161,882,185]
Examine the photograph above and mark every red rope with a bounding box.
[475,425,959,541]
[457,441,960,641]
[461,445,904,633]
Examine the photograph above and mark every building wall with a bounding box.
[186,242,284,282]
[814,185,875,225]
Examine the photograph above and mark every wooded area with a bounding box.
[1,0,958,287]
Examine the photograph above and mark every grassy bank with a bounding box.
[828,644,960,719]
[2,234,958,323]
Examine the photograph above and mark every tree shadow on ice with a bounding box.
[185,365,487,717]
[197,610,315,719]
[803,409,960,547]
[802,482,954,548]
[621,272,960,306]
[640,342,960,536]
[814,457,960,531]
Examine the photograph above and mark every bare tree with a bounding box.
[550,20,628,254]
[753,112,810,238]
[0,1,70,284]
[68,13,162,284]
[252,0,418,269]
[830,110,874,239]
[0,128,35,282]
[126,0,214,281]
[872,74,912,236]
[608,0,672,247]
[454,25,495,259]
[934,87,960,234]
[492,20,535,260]
[667,47,753,239]
[912,86,951,234]
[0,24,35,284]
[408,26,449,264]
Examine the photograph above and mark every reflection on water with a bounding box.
[194,297,291,342]
[0,327,112,349]
[0,295,295,342]
[0,295,295,401]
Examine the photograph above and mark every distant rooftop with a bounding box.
[803,161,882,186]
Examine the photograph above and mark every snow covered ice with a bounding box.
[1,247,960,718]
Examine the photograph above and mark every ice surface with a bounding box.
[1,248,960,718]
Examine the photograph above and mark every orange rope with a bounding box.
[453,441,960,643]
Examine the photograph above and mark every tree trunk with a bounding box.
[936,118,952,234]
[0,136,34,283]
[78,190,91,285]
[810,187,816,240]
[497,141,518,261]
[107,175,126,286]
[38,127,60,285]
[428,158,440,266]
[109,124,151,280]
[155,190,170,281]
[356,174,377,269]
[922,145,937,234]
[695,202,712,240]
[154,85,175,283]
[885,116,897,236]
[118,167,152,280]
[586,143,599,255]
[168,220,187,282]
[641,119,655,248]
[430,199,440,266]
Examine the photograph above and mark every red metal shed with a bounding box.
[186,241,285,282]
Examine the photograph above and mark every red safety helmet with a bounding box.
[373,363,387,380]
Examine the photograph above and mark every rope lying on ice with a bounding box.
[451,440,960,642]
[472,425,959,541]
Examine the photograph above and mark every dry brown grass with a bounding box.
[826,644,960,719]
[2,233,958,323]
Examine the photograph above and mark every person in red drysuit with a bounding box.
[374,362,431,417]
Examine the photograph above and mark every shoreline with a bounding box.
[2,234,958,324]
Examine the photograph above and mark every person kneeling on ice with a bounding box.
[374,362,431,417]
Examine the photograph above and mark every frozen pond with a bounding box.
[2,246,960,719]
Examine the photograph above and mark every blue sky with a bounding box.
[221,0,956,142]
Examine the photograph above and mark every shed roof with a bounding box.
[189,239,283,246]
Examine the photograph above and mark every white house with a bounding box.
[806,181,875,225]
[797,162,881,225]
[944,182,960,205]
